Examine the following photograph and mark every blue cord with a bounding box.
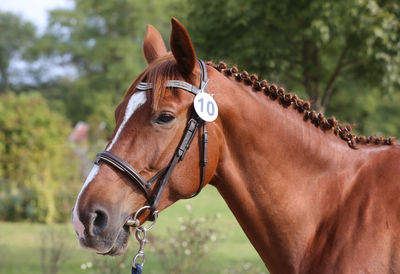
[131,263,143,274]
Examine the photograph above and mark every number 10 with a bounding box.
[198,98,215,116]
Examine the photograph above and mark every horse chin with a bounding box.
[97,225,131,256]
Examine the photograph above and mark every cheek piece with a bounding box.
[95,58,209,214]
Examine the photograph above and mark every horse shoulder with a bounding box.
[351,145,400,221]
[301,146,400,273]
[346,145,400,271]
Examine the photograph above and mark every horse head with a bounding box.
[71,18,221,255]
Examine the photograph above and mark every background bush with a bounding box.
[0,92,81,223]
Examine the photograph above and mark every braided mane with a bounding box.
[208,61,396,149]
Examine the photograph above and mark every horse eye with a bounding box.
[154,113,175,124]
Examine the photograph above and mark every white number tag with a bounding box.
[194,93,218,122]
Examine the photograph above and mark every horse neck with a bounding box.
[210,75,367,272]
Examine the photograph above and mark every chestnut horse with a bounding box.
[72,18,400,273]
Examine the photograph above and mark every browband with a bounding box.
[136,58,208,95]
[137,80,203,95]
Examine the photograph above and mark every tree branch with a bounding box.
[342,58,358,67]
[321,48,348,109]
[302,40,313,99]
[311,47,321,105]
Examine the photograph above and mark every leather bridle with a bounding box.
[95,59,209,213]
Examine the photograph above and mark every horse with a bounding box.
[72,18,400,273]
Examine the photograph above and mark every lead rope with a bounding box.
[130,206,158,274]
[131,227,145,274]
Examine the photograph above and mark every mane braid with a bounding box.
[207,61,396,149]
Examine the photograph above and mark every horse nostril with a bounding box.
[92,210,108,235]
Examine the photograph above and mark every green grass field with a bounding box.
[0,187,268,274]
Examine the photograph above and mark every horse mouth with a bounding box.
[96,225,131,256]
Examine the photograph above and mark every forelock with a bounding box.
[123,53,183,113]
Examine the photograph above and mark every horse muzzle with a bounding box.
[72,206,131,255]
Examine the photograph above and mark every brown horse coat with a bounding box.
[72,18,400,273]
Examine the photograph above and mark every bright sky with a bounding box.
[0,0,73,32]
[0,0,76,82]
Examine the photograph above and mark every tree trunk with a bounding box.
[0,65,8,93]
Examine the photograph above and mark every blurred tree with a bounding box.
[0,11,36,93]
[31,0,188,136]
[0,92,81,223]
[186,0,400,114]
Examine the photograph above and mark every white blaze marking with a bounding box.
[72,91,147,232]
[106,91,147,151]
[72,164,100,237]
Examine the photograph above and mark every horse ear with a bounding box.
[143,24,167,64]
[170,18,196,76]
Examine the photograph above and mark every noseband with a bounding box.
[95,59,209,213]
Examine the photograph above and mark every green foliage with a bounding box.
[0,11,36,92]
[151,204,219,273]
[27,0,399,138]
[32,0,188,136]
[328,86,400,137]
[0,92,81,223]
[187,0,400,113]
